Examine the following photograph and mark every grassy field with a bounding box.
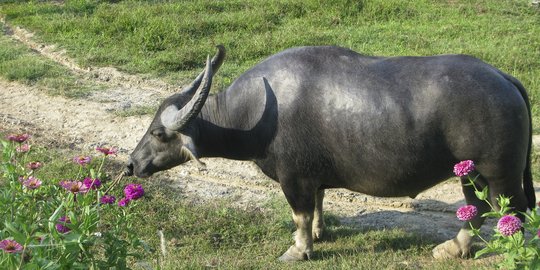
[0,0,539,127]
[0,28,98,97]
[1,0,539,268]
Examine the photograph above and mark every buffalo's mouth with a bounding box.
[125,158,157,178]
[124,159,134,176]
[126,147,197,178]
[132,167,155,178]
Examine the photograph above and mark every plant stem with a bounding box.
[17,244,26,270]
[76,165,82,180]
[469,222,489,244]
[97,156,106,178]
[468,175,495,210]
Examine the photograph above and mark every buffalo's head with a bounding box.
[125,46,225,178]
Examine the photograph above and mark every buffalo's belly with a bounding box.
[338,174,450,198]
[326,152,457,198]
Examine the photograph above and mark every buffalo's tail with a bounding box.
[500,71,535,210]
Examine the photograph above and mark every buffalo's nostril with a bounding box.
[125,158,134,176]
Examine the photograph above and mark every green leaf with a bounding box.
[3,222,25,241]
[529,258,540,269]
[474,247,494,259]
[21,262,40,270]
[1,140,9,148]
[63,232,81,242]
[497,195,511,208]
[469,227,482,236]
[48,201,64,234]
[475,187,489,201]
[481,212,501,218]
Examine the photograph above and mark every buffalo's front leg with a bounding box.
[279,211,314,261]
[278,178,317,261]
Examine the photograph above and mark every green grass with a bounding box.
[114,104,158,117]
[130,178,485,269]
[0,0,538,126]
[532,149,540,183]
[0,24,96,98]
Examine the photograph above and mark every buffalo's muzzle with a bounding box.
[125,158,134,176]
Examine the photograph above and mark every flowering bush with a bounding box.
[454,160,540,269]
[0,134,151,269]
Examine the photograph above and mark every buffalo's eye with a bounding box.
[151,128,167,142]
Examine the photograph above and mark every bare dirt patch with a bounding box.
[1,23,538,248]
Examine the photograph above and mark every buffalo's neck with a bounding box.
[194,93,275,161]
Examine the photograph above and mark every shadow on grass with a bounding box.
[311,226,439,261]
[305,212,443,260]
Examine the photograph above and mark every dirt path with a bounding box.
[1,22,538,244]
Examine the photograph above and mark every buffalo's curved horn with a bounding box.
[178,45,225,96]
[162,55,214,131]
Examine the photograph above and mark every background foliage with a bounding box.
[1,0,538,116]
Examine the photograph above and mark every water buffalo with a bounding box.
[126,45,534,261]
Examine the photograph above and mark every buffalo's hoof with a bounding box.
[278,245,312,262]
[312,228,323,241]
[432,239,469,259]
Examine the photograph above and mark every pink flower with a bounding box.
[118,197,131,207]
[453,160,475,177]
[26,161,43,170]
[56,216,71,234]
[124,184,144,200]
[83,177,101,190]
[100,195,116,204]
[537,229,540,238]
[0,239,23,253]
[59,180,88,194]
[497,215,522,236]
[22,176,42,189]
[96,146,118,156]
[456,205,478,221]
[73,156,91,166]
[16,144,31,153]
[6,133,30,143]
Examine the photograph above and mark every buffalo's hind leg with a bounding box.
[313,189,325,241]
[278,178,318,261]
[433,174,491,259]
[433,172,529,259]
